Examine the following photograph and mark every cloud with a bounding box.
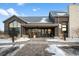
[17,3,25,6]
[32,9,37,11]
[0,9,9,16]
[32,8,40,12]
[0,8,19,16]
[7,8,19,16]
[21,13,27,16]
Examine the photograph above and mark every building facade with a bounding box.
[69,4,79,38]
[4,4,79,38]
[3,11,69,38]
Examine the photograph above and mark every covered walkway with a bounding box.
[21,23,59,38]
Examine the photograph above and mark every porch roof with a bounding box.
[22,23,58,28]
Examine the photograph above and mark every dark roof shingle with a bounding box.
[49,11,69,17]
[19,16,51,23]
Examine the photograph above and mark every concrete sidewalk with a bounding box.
[46,38,79,42]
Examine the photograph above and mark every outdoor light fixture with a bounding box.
[59,24,62,29]
[62,25,66,31]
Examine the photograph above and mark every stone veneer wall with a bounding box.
[69,4,79,38]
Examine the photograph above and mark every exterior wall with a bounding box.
[4,16,27,37]
[51,16,69,38]
[69,4,79,38]
[4,22,9,35]
[4,14,69,38]
[54,26,59,36]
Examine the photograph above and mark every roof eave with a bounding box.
[3,15,28,23]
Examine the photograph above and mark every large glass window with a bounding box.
[9,21,21,36]
[9,22,14,28]
[9,21,21,28]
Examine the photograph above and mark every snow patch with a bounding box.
[47,38,79,42]
[46,45,66,56]
[0,39,12,43]
[57,13,66,16]
[15,37,30,42]
[0,37,30,44]
[40,18,48,23]
[0,45,13,48]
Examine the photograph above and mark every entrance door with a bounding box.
[27,28,55,38]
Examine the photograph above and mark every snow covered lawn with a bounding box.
[15,37,30,42]
[0,37,30,44]
[46,45,66,56]
[0,37,30,47]
[46,38,79,42]
[66,38,79,42]
[0,39,12,43]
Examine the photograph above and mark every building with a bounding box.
[4,4,79,38]
[3,11,69,38]
[69,4,79,38]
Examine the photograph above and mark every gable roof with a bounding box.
[19,16,51,23]
[3,15,28,23]
[3,11,69,23]
[3,15,51,23]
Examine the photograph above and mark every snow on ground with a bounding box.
[15,37,30,42]
[46,38,79,42]
[7,44,25,56]
[0,37,30,48]
[0,44,25,48]
[0,45,13,48]
[0,39,12,43]
[0,37,30,44]
[66,38,79,42]
[47,38,61,41]
[0,37,29,55]
[46,45,66,56]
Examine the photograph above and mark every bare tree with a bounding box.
[9,28,19,43]
[0,30,5,39]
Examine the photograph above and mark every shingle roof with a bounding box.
[49,11,69,17]
[3,11,69,23]
[19,16,51,23]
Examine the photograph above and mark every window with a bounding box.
[9,21,21,28]
[9,22,14,28]
[9,21,21,36]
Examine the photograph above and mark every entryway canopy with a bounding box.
[22,23,58,28]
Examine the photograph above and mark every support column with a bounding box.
[44,29,45,37]
[20,26,23,37]
[55,27,58,37]
[41,29,42,37]
[58,26,62,39]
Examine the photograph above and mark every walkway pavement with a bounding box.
[0,38,79,56]
[13,38,79,56]
[47,38,79,42]
[46,38,79,46]
[1,38,79,46]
